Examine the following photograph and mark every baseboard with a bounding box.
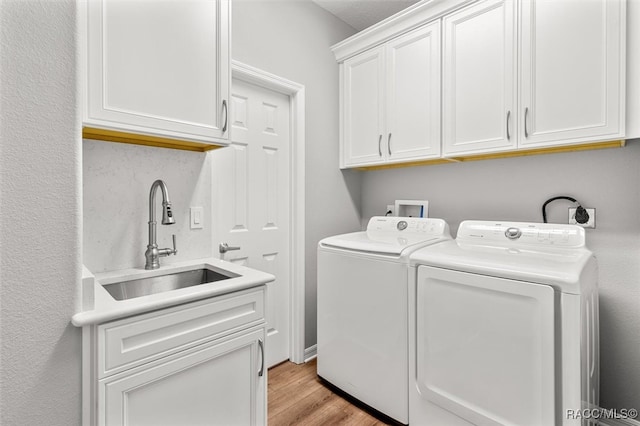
[304,344,317,362]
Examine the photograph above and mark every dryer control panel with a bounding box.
[367,216,449,236]
[456,221,586,248]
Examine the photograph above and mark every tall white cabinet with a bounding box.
[81,0,230,149]
[341,22,441,168]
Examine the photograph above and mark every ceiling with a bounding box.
[312,0,421,31]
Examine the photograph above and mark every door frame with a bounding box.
[231,60,306,364]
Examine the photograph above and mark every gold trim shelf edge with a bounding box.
[356,140,626,171]
[82,127,224,153]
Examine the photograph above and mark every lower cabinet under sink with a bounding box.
[81,286,267,425]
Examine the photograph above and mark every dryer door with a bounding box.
[415,266,556,426]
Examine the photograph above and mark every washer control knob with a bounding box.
[505,227,522,240]
[397,220,408,231]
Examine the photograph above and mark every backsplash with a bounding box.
[83,140,213,273]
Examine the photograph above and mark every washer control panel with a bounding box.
[457,221,586,248]
[367,216,449,236]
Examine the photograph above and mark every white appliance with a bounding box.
[317,216,451,424]
[408,221,599,426]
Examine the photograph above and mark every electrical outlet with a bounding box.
[568,207,596,228]
[386,204,395,216]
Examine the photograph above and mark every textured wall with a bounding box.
[0,1,82,425]
[83,141,213,273]
[233,0,359,348]
[360,141,640,411]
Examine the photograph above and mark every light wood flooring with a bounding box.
[268,358,395,426]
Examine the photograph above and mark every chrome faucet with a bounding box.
[145,179,177,270]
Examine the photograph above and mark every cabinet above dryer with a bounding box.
[80,0,230,152]
[333,0,631,169]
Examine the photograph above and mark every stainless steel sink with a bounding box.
[104,267,238,301]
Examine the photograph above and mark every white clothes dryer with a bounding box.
[317,216,451,424]
[408,221,599,426]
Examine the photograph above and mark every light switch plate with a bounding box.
[190,207,204,229]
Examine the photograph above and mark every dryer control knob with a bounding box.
[505,227,522,240]
[397,221,408,231]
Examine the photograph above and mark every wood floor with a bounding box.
[268,358,395,426]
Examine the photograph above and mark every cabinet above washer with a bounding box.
[80,0,230,152]
[341,23,442,168]
[333,0,632,169]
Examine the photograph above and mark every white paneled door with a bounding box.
[213,78,291,368]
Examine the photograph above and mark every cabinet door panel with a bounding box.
[386,22,441,162]
[101,329,265,426]
[85,0,230,143]
[443,0,516,156]
[520,0,624,146]
[342,47,385,167]
[98,288,265,378]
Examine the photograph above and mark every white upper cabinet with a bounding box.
[519,0,625,147]
[386,24,442,162]
[333,0,628,168]
[82,0,230,147]
[442,0,517,156]
[341,22,441,168]
[342,47,386,167]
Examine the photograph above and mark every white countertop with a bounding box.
[72,257,275,327]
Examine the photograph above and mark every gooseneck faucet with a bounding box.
[145,179,178,270]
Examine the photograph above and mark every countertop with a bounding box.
[72,257,275,327]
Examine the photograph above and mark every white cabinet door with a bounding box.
[84,0,230,145]
[341,46,386,168]
[386,22,442,162]
[442,0,516,156]
[519,0,624,147]
[100,328,266,426]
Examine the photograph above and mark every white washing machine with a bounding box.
[408,221,599,426]
[317,216,451,424]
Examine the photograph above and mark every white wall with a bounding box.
[360,141,640,410]
[232,0,360,348]
[0,1,82,425]
[83,141,213,272]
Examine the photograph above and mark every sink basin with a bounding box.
[103,267,239,301]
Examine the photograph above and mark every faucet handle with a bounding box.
[171,234,178,255]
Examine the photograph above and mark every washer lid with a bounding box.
[410,221,595,293]
[319,217,451,256]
